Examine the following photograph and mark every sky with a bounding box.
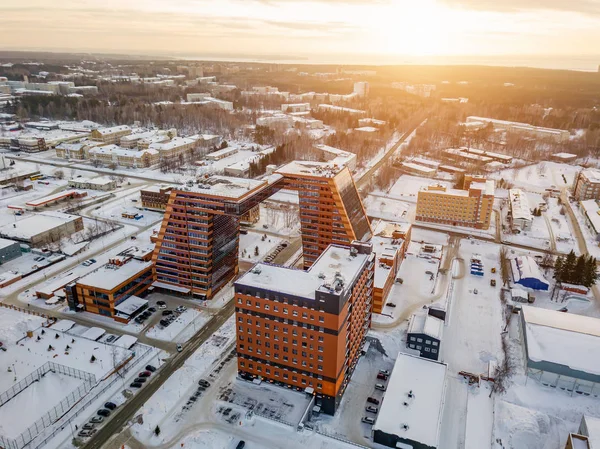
[2,0,600,66]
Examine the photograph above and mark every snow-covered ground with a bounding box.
[490,162,580,195]
[363,194,412,222]
[545,197,577,253]
[249,202,300,237]
[131,317,236,444]
[88,186,164,226]
[239,231,284,262]
[146,308,211,343]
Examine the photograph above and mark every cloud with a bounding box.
[441,0,600,15]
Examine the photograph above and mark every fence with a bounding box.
[25,343,154,449]
[0,362,96,449]
[0,303,52,321]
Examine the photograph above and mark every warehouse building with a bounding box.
[0,237,22,263]
[373,353,447,449]
[0,211,84,246]
[511,255,549,291]
[520,306,600,395]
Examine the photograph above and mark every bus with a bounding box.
[30,174,43,181]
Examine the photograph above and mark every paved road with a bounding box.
[82,299,235,449]
[355,118,427,190]
[543,213,558,252]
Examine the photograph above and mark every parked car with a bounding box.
[105,335,117,343]
[134,377,147,384]
[377,373,388,381]
[104,402,117,410]
[176,305,187,313]
[82,423,95,430]
[176,344,183,352]
[138,371,151,378]
[366,397,380,405]
[375,383,386,391]
[97,409,110,417]
[474,289,479,295]
[157,301,167,309]
[378,369,390,376]
[78,429,96,437]
[386,302,397,308]
[148,307,157,313]
[159,319,169,327]
[145,365,157,372]
[366,405,378,413]
[89,259,96,263]
[198,379,210,387]
[90,416,104,424]
[236,441,246,449]
[130,382,143,388]
[361,416,375,424]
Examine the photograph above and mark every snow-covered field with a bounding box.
[490,162,580,194]
[250,202,300,237]
[0,371,83,439]
[88,186,164,226]
[363,194,412,222]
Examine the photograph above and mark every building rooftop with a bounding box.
[373,352,447,448]
[235,244,370,300]
[581,199,600,234]
[276,160,346,178]
[581,168,600,184]
[177,175,267,200]
[522,306,600,375]
[114,295,148,316]
[408,313,444,340]
[0,237,18,250]
[0,211,80,241]
[401,162,436,173]
[509,189,532,221]
[511,255,549,286]
[76,259,152,291]
[94,125,131,136]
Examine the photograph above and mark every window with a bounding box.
[432,341,438,346]
[317,365,323,371]
[416,345,422,350]
[238,298,242,304]
[255,301,260,308]
[274,306,279,312]
[283,373,289,379]
[283,356,288,362]
[426,340,431,345]
[317,383,322,389]
[247,318,252,324]
[266,368,271,374]
[432,349,437,354]
[318,346,323,352]
[318,355,323,361]
[293,358,298,365]
[265,304,270,310]
[238,316,243,322]
[293,310,298,317]
[425,347,431,352]
[417,338,423,343]
[283,308,288,315]
[318,336,324,342]
[319,316,325,323]
[240,361,245,367]
[409,336,416,342]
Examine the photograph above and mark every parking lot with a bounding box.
[309,337,395,445]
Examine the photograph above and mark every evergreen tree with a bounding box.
[563,250,577,283]
[155,425,161,436]
[573,255,587,285]
[584,256,598,288]
[553,256,564,282]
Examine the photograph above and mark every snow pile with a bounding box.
[493,400,566,449]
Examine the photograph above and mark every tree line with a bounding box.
[553,251,598,288]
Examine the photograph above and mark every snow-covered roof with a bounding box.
[581,168,600,184]
[522,306,600,376]
[178,176,266,199]
[276,160,345,178]
[0,237,18,250]
[51,320,76,332]
[0,211,81,241]
[410,157,440,168]
[373,353,447,448]
[113,335,138,349]
[95,125,131,136]
[77,260,152,291]
[401,162,436,173]
[236,244,369,300]
[580,200,600,234]
[510,287,528,299]
[552,152,577,160]
[509,189,532,221]
[511,255,549,285]
[81,327,106,341]
[408,313,444,340]
[25,189,85,207]
[583,415,600,445]
[114,295,148,316]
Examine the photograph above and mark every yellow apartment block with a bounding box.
[416,176,495,230]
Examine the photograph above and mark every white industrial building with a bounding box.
[373,352,447,449]
[508,189,533,231]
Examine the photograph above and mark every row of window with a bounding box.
[239,361,323,390]
[409,336,439,346]
[408,344,438,353]
[238,298,326,321]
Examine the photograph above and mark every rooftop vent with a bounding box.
[251,266,262,275]
[402,424,410,431]
[318,272,326,279]
[407,390,414,399]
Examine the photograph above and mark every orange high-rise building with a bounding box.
[235,241,374,414]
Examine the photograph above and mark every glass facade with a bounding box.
[334,169,372,241]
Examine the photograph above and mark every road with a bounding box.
[82,299,235,449]
[355,118,427,189]
[542,213,557,252]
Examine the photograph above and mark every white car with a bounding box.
[158,304,167,310]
